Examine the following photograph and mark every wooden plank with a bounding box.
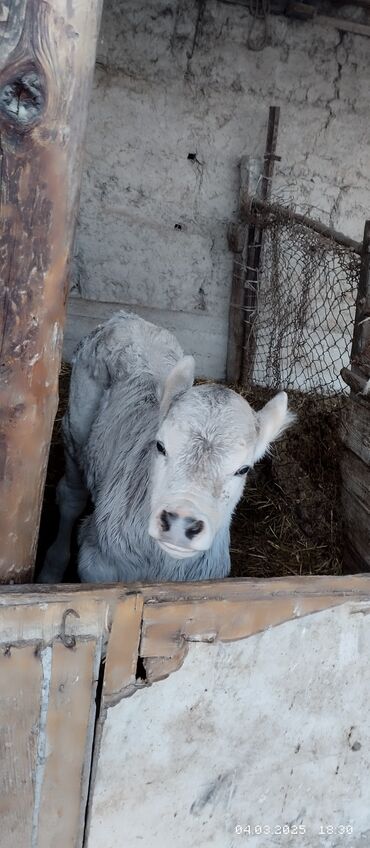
[286,2,316,19]
[84,593,144,844]
[342,487,370,571]
[350,220,370,369]
[0,645,42,848]
[341,449,370,504]
[103,594,144,703]
[0,0,103,582]
[341,218,370,572]
[319,13,370,38]
[341,365,369,395]
[342,449,370,572]
[341,396,370,466]
[138,575,370,603]
[140,595,366,670]
[226,156,254,383]
[0,584,123,605]
[242,106,280,387]
[3,576,370,606]
[0,597,109,646]
[37,640,98,848]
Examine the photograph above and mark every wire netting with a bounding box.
[241,203,361,394]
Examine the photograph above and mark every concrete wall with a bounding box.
[65,1,370,380]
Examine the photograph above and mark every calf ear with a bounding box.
[253,391,295,463]
[160,356,195,418]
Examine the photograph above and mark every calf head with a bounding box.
[148,357,294,559]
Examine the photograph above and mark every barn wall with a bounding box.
[65,0,370,379]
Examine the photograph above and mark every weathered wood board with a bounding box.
[0,594,111,848]
[341,220,370,572]
[0,0,103,582]
[341,395,370,572]
[0,645,42,848]
[1,578,370,847]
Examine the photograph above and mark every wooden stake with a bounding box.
[226,157,255,383]
[341,221,370,573]
[0,0,103,582]
[350,220,370,369]
[242,106,280,388]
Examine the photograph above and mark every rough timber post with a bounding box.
[340,220,370,572]
[0,0,103,582]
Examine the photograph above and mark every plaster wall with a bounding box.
[66,1,370,380]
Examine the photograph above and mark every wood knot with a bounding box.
[0,68,45,130]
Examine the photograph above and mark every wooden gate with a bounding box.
[2,576,370,848]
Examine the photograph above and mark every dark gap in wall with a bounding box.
[135,655,147,682]
[82,655,106,844]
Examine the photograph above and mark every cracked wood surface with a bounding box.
[0,645,42,848]
[1,579,370,844]
[0,599,103,848]
[0,0,103,582]
[37,640,98,848]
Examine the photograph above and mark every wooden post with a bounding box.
[350,220,370,368]
[0,0,103,582]
[226,157,254,383]
[226,157,265,383]
[341,220,370,573]
[242,106,280,387]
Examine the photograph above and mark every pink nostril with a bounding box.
[185,518,204,540]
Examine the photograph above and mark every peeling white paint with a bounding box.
[31,646,52,848]
[87,603,370,848]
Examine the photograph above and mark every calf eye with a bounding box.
[235,465,250,476]
[156,441,166,456]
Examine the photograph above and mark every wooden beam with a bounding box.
[3,575,370,605]
[226,106,280,386]
[350,220,370,368]
[242,105,280,388]
[319,14,370,38]
[0,0,103,582]
[226,156,249,383]
[341,222,370,574]
[341,366,369,396]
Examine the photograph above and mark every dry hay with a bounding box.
[229,385,345,578]
[36,364,346,579]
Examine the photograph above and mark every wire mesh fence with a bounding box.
[240,201,362,394]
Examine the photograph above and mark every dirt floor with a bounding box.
[35,365,346,580]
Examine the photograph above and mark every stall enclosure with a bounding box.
[2,577,370,847]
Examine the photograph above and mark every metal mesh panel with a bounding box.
[242,204,361,394]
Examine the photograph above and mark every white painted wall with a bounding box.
[65,1,370,380]
[87,602,370,848]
